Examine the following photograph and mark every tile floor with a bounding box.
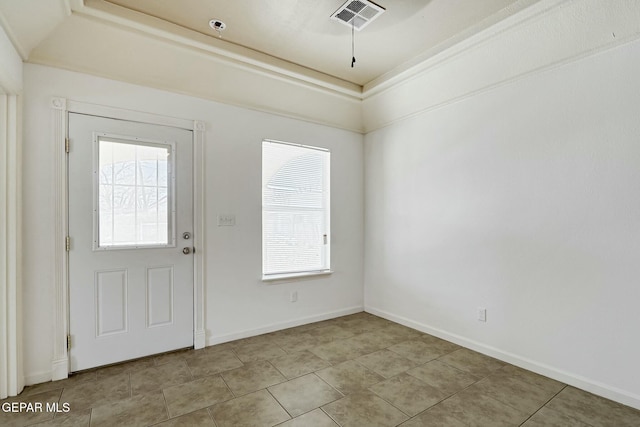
[2,312,640,426]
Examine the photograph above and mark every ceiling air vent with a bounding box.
[330,0,386,31]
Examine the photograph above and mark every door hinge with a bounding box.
[66,335,71,351]
[65,236,70,251]
[323,234,328,245]
[65,138,70,153]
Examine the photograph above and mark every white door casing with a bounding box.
[68,113,194,371]
[50,98,206,381]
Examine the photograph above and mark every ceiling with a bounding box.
[102,0,533,86]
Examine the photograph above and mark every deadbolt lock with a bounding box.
[183,232,191,240]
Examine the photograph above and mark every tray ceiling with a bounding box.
[104,0,532,86]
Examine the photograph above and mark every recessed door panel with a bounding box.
[95,269,128,336]
[147,266,174,328]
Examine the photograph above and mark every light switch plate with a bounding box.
[217,214,236,226]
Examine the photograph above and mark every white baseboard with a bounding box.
[193,330,206,350]
[365,306,640,411]
[51,357,69,382]
[26,358,68,386]
[25,370,54,387]
[206,306,364,346]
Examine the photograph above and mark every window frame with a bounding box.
[261,139,332,281]
[92,132,177,251]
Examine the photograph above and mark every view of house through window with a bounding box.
[97,138,174,248]
[262,140,330,277]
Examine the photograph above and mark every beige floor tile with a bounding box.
[287,320,334,333]
[269,374,343,417]
[521,406,591,426]
[94,357,155,380]
[202,341,238,353]
[163,375,233,418]
[90,390,168,427]
[305,318,346,330]
[185,349,244,378]
[15,313,639,427]
[420,334,461,354]
[275,408,338,427]
[130,360,192,396]
[272,328,321,353]
[388,340,448,364]
[32,409,91,427]
[468,373,559,415]
[380,323,423,341]
[309,339,369,364]
[59,373,130,411]
[338,317,385,334]
[153,349,192,367]
[343,312,393,328]
[270,351,331,379]
[228,334,275,350]
[0,389,61,427]
[20,372,97,397]
[348,331,398,353]
[493,365,565,394]
[356,349,418,379]
[233,340,287,363]
[150,408,215,426]
[210,389,291,427]
[307,325,355,342]
[437,348,505,378]
[322,391,409,427]
[221,360,286,396]
[273,332,320,354]
[367,328,410,347]
[545,386,640,427]
[407,360,479,396]
[316,360,384,395]
[434,389,530,426]
[369,373,447,416]
[399,405,467,427]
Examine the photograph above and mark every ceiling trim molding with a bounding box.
[66,0,84,13]
[362,0,640,133]
[362,0,566,98]
[364,34,640,134]
[72,0,363,100]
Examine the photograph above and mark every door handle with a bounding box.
[183,247,191,255]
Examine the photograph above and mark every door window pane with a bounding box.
[97,138,172,248]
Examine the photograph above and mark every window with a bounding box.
[96,136,174,249]
[262,140,330,279]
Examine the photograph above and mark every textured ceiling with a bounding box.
[104,0,531,86]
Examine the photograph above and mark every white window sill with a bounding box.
[262,270,333,283]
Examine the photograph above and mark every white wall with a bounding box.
[364,36,640,409]
[22,64,364,383]
[0,23,24,399]
[363,0,640,132]
[0,21,22,93]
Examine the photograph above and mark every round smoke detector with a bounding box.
[209,19,226,31]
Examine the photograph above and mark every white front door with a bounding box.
[68,113,194,371]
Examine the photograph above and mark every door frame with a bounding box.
[51,97,206,380]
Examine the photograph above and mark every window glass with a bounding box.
[262,140,330,276]
[97,138,172,248]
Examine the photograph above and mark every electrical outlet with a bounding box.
[477,307,487,322]
[290,291,298,303]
